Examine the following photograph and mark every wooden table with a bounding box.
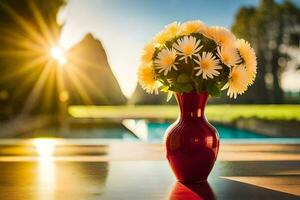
[0,139,299,199]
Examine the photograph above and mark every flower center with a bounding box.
[231,71,239,82]
[162,55,174,66]
[183,44,193,55]
[223,55,229,63]
[201,60,210,70]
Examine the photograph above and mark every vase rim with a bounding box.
[175,91,209,96]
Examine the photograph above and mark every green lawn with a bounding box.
[68,105,300,122]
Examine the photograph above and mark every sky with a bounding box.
[59,0,300,97]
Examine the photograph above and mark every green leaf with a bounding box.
[192,76,204,92]
[169,85,181,93]
[181,83,194,93]
[194,81,200,93]
[170,83,193,93]
[166,70,178,79]
[206,82,221,97]
[177,73,190,83]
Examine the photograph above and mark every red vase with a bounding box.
[165,92,219,183]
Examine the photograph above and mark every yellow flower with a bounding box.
[141,42,156,63]
[179,20,207,35]
[173,36,202,63]
[194,52,222,79]
[205,26,236,48]
[138,64,159,94]
[223,66,248,99]
[153,22,180,45]
[237,39,257,85]
[153,31,169,46]
[154,48,178,75]
[217,46,240,67]
[164,22,181,38]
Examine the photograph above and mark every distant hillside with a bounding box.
[66,33,127,105]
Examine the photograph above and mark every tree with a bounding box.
[232,0,300,104]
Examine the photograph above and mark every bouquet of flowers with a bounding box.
[138,20,257,99]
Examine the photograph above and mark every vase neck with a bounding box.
[176,92,209,120]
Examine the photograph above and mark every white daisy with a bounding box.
[217,46,241,67]
[154,48,178,75]
[194,52,222,79]
[173,36,202,64]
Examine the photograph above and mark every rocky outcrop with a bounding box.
[66,33,127,105]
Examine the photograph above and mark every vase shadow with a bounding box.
[213,177,299,200]
[168,181,216,200]
[168,175,299,200]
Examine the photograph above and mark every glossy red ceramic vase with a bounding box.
[165,92,219,183]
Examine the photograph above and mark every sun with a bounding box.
[50,46,66,65]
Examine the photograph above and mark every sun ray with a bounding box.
[50,21,60,45]
[69,64,109,103]
[29,0,55,45]
[56,65,70,116]
[56,66,66,93]
[0,1,46,46]
[22,60,54,114]
[66,53,112,103]
[67,53,101,70]
[0,55,48,83]
[63,64,94,105]
[13,66,44,103]
[0,20,44,50]
[0,49,42,58]
[0,30,43,53]
[68,57,94,68]
[43,66,57,112]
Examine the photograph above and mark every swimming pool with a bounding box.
[27,119,300,143]
[122,120,269,142]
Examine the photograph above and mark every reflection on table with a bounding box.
[0,139,299,200]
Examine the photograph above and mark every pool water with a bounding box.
[122,120,269,142]
[147,122,269,141]
[61,127,137,140]
[32,120,269,141]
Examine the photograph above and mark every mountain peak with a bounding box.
[81,33,99,45]
[66,33,127,105]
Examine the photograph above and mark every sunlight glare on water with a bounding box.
[33,139,56,200]
[33,139,56,160]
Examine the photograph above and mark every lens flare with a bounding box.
[50,46,66,65]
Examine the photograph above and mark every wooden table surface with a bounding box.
[0,139,299,200]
